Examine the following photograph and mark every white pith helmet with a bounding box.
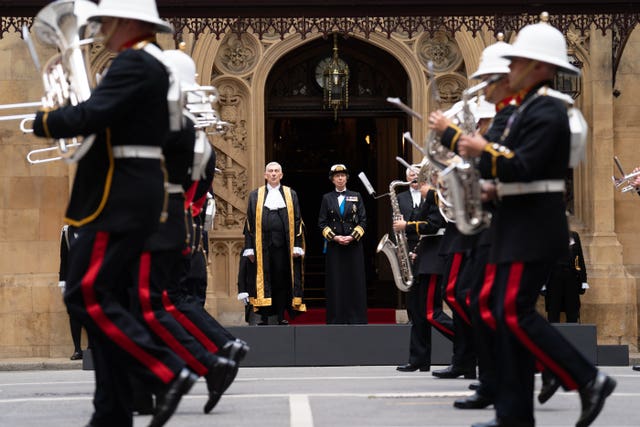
[502,12,579,76]
[87,0,173,34]
[470,33,511,79]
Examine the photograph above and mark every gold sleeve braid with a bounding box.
[351,225,365,241]
[322,226,335,241]
[483,142,514,177]
[448,124,462,151]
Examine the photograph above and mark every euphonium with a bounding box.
[26,0,98,164]
[376,180,414,292]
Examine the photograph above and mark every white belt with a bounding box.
[166,183,184,194]
[425,228,446,237]
[112,145,163,160]
[497,180,565,197]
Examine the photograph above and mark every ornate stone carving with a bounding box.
[215,33,260,75]
[416,31,463,73]
[209,80,249,232]
[434,73,468,107]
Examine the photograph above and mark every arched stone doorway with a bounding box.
[264,36,410,309]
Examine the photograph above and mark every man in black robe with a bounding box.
[242,162,306,324]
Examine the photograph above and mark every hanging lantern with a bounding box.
[323,33,349,120]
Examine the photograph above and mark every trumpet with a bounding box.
[613,156,640,193]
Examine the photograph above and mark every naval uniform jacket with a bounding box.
[146,119,196,252]
[397,189,422,253]
[409,189,446,276]
[319,189,368,324]
[476,82,570,263]
[33,41,170,234]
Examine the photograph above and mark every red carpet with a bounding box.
[286,308,397,325]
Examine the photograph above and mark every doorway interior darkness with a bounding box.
[265,35,411,309]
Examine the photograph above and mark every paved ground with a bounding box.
[0,364,638,426]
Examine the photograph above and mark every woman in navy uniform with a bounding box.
[458,17,615,427]
[319,164,368,324]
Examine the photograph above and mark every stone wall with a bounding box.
[1,21,639,357]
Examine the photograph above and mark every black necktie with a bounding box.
[337,191,345,196]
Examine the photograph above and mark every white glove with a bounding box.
[237,292,249,305]
[581,282,589,290]
[58,280,66,294]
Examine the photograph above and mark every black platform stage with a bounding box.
[83,323,629,370]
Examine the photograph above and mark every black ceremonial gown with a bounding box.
[243,185,306,315]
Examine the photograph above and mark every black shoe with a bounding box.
[203,357,237,414]
[432,365,476,379]
[454,392,494,409]
[149,368,198,427]
[633,365,640,372]
[278,319,289,325]
[396,363,430,372]
[576,372,616,427]
[538,371,560,404]
[70,350,83,360]
[218,340,250,393]
[468,382,480,391]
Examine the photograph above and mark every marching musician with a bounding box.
[428,35,518,410]
[131,48,245,416]
[394,168,447,371]
[456,16,615,427]
[32,1,197,426]
[319,164,368,324]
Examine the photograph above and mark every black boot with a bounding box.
[454,392,493,409]
[576,372,616,427]
[432,365,476,379]
[218,339,250,393]
[203,357,237,414]
[149,368,198,427]
[538,370,560,404]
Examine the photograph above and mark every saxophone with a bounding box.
[441,79,495,235]
[376,180,414,292]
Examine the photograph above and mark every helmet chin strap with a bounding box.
[510,60,538,92]
[98,18,121,51]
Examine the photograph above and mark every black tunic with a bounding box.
[318,189,367,324]
[33,44,170,234]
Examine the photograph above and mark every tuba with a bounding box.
[23,0,98,164]
[376,180,414,292]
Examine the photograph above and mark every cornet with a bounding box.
[612,156,640,193]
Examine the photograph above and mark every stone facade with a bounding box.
[0,15,639,358]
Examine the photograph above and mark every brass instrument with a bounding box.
[376,180,415,292]
[613,156,640,193]
[0,0,98,164]
[437,78,499,234]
